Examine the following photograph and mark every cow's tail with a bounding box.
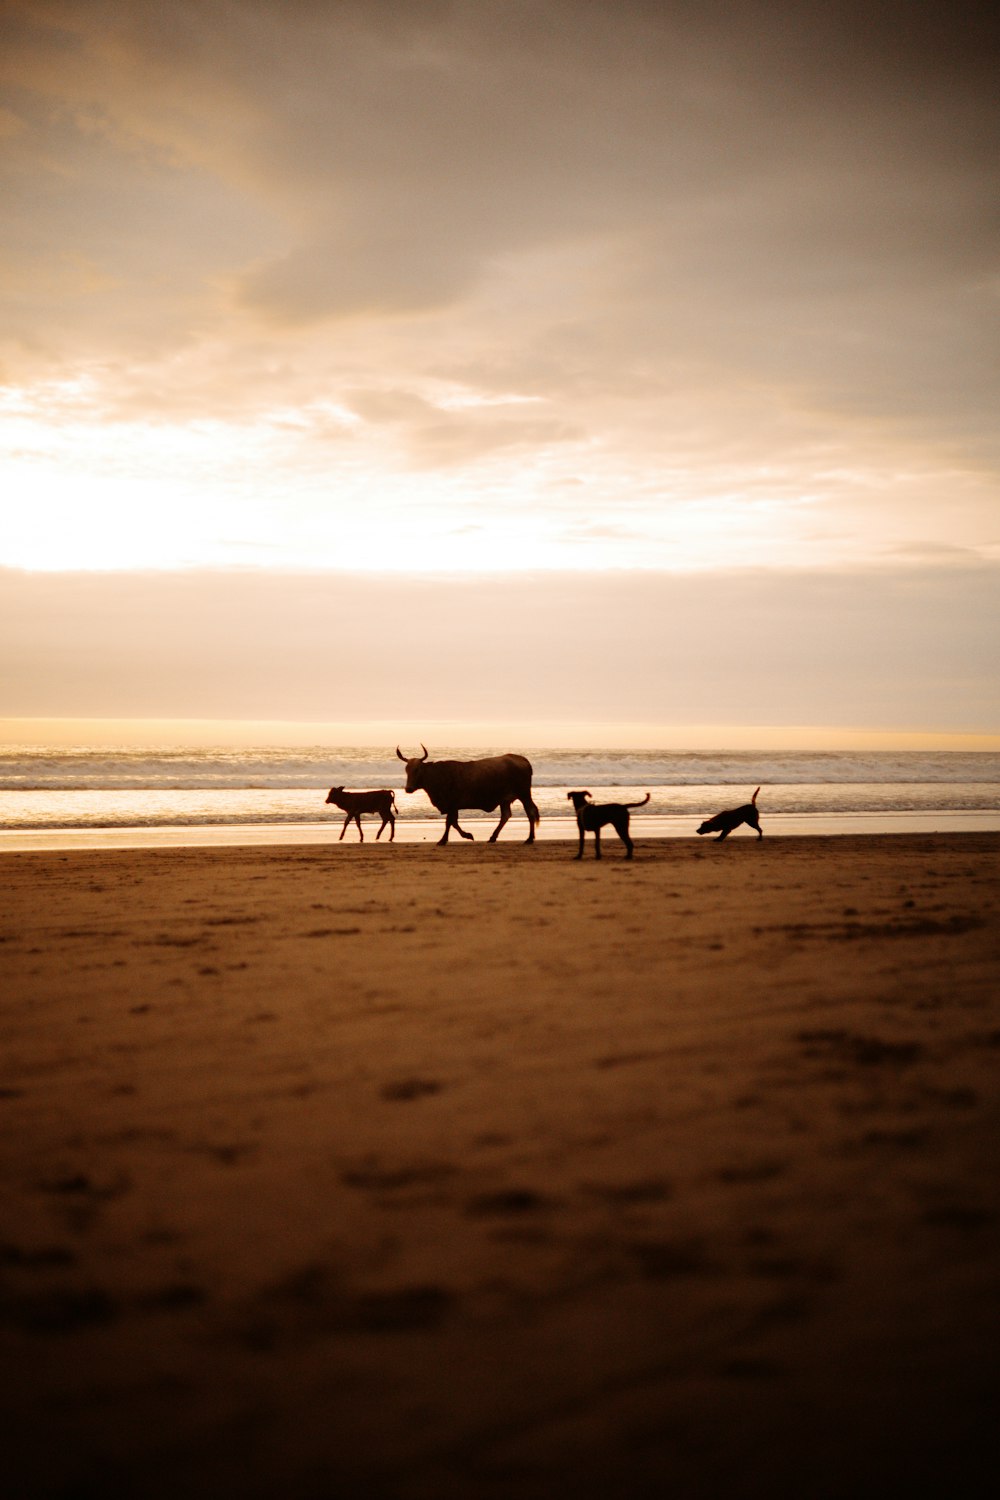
[751,786,760,806]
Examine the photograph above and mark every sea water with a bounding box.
[1,746,999,846]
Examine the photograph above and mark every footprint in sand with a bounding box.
[0,1285,119,1334]
[920,1205,994,1231]
[241,1265,456,1347]
[629,1238,714,1279]
[465,1188,557,1216]
[380,1078,444,1101]
[583,1179,673,1205]
[341,1161,457,1193]
[717,1161,786,1185]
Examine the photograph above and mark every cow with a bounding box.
[395,744,540,845]
[325,786,397,842]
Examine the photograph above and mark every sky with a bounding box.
[1,0,998,745]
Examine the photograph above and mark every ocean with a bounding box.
[1,746,999,847]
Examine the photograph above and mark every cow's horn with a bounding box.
[419,743,429,760]
[395,745,407,761]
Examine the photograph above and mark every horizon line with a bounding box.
[2,718,998,752]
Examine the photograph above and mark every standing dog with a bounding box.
[697,787,762,841]
[567,790,650,860]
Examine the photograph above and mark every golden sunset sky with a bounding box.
[1,0,997,745]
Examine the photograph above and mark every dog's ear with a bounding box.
[582,790,591,800]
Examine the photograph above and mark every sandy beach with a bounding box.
[2,832,998,1499]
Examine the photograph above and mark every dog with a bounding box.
[567,789,650,860]
[697,787,762,841]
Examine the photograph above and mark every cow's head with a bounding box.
[395,743,429,793]
[325,786,344,804]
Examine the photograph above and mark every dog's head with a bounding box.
[567,789,592,810]
[696,818,714,835]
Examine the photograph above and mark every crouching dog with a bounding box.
[567,790,650,860]
[696,787,763,841]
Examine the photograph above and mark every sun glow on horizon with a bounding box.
[2,718,998,753]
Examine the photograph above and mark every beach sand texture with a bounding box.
[2,834,999,1499]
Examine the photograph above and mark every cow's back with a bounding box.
[428,753,534,812]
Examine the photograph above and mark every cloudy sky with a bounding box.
[1,0,997,742]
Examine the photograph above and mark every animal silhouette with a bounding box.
[697,787,763,841]
[396,744,539,845]
[325,787,397,842]
[567,789,650,860]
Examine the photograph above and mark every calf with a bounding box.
[325,787,397,842]
[567,789,650,860]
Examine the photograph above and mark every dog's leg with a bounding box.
[593,827,602,859]
[621,817,634,859]
[716,827,730,840]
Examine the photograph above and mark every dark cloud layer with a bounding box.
[1,0,997,454]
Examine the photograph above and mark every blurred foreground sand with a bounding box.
[1,834,998,1498]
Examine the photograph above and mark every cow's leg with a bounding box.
[376,816,389,840]
[389,814,395,842]
[453,816,475,840]
[339,814,350,841]
[355,815,364,842]
[489,802,511,842]
[521,795,539,843]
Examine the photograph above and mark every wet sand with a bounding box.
[3,806,999,852]
[1,834,998,1498]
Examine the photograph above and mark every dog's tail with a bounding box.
[626,793,651,809]
[751,786,760,806]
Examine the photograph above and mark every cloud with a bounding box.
[0,0,997,569]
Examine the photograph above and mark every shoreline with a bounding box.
[2,807,999,851]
